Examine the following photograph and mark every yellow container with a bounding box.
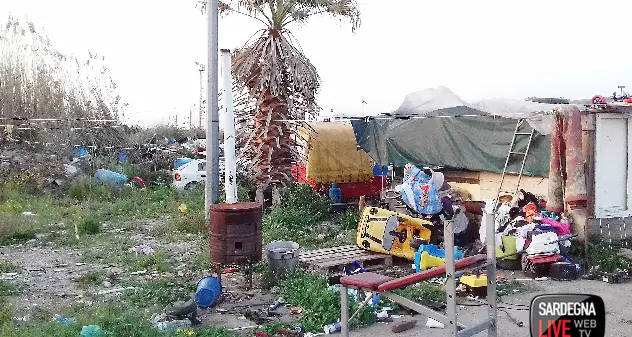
[460,274,488,288]
[357,207,433,261]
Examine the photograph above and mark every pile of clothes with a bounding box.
[493,189,573,261]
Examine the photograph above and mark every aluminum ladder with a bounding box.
[495,119,535,205]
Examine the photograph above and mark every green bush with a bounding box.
[586,239,631,273]
[263,183,331,245]
[338,210,360,231]
[78,217,100,235]
[280,270,374,332]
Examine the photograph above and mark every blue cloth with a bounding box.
[396,164,442,214]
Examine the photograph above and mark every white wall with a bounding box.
[595,113,632,218]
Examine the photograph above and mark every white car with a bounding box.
[173,158,225,191]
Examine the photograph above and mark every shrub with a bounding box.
[77,217,100,235]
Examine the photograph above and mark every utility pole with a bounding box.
[205,0,220,220]
[189,106,193,129]
[196,62,206,129]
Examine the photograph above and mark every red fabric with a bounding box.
[340,272,394,290]
[377,254,487,291]
[291,163,386,200]
[547,106,588,212]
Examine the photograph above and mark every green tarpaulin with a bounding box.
[351,115,550,177]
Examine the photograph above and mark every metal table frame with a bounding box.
[340,209,497,337]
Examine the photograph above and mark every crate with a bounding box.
[299,245,397,274]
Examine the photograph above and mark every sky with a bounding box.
[2,0,632,127]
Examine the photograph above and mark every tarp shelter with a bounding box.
[299,122,374,183]
[351,87,585,177]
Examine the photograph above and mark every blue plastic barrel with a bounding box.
[95,169,128,186]
[195,276,222,308]
[174,158,193,170]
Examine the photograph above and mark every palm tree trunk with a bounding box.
[251,89,295,187]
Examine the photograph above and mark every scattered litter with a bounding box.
[53,269,65,272]
[102,281,112,288]
[130,270,148,275]
[227,325,258,331]
[323,322,341,334]
[80,325,105,337]
[75,263,86,266]
[0,273,18,280]
[153,319,192,332]
[290,307,303,315]
[95,287,135,296]
[53,314,75,325]
[129,245,154,255]
[426,317,445,329]
[178,204,188,214]
[21,211,36,218]
[268,297,283,311]
[224,267,238,273]
[376,310,389,319]
[515,277,548,281]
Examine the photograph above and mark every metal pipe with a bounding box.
[443,217,459,336]
[340,285,349,337]
[485,204,498,337]
[205,0,220,219]
[221,49,237,204]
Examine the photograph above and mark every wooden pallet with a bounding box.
[299,245,396,273]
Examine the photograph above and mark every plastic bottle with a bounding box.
[53,314,75,325]
[268,297,283,311]
[154,320,192,332]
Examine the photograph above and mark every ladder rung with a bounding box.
[509,151,526,155]
[504,171,520,175]
[515,133,532,135]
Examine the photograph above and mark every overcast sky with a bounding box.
[2,0,632,127]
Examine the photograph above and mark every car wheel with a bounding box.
[184,182,200,190]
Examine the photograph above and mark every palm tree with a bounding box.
[199,0,360,190]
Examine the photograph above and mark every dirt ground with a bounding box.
[353,279,632,336]
[1,218,630,336]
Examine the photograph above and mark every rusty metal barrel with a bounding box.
[209,202,263,265]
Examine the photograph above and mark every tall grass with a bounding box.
[0,16,126,152]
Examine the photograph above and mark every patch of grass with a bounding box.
[337,210,360,231]
[586,238,632,274]
[0,301,237,337]
[257,322,295,335]
[0,261,18,274]
[129,251,173,272]
[263,183,332,248]
[0,281,19,297]
[391,282,446,308]
[76,270,106,290]
[77,217,101,235]
[280,270,375,332]
[496,280,532,297]
[124,280,196,308]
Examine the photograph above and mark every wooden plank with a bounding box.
[300,250,376,263]
[299,246,359,258]
[299,245,357,256]
[318,255,390,268]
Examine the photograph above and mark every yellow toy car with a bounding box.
[357,206,433,261]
